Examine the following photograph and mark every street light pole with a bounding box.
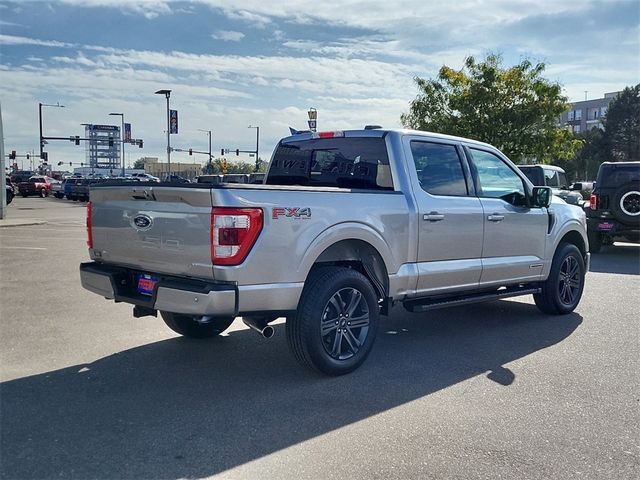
[109,112,125,176]
[198,129,212,172]
[38,102,64,160]
[248,125,259,172]
[154,89,172,177]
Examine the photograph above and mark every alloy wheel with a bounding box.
[558,255,581,306]
[321,287,370,360]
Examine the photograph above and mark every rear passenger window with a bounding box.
[410,141,468,196]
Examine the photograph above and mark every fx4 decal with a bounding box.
[272,207,312,219]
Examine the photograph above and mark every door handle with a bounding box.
[424,212,445,222]
[487,214,505,222]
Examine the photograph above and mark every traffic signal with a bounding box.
[222,159,228,174]
[26,154,30,160]
[189,148,193,156]
[108,137,114,147]
[221,148,224,156]
[75,136,80,145]
[58,161,64,166]
[9,150,16,160]
[138,140,143,148]
[235,149,239,156]
[42,152,48,162]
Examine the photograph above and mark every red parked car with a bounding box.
[18,176,54,198]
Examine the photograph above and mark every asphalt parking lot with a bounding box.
[1,197,638,480]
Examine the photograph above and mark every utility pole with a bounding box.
[248,125,259,172]
[39,102,64,160]
[155,89,172,177]
[198,129,212,172]
[109,112,125,176]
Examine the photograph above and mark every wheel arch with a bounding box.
[559,229,587,258]
[297,223,396,307]
[311,238,389,300]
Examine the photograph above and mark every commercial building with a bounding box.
[84,124,120,169]
[139,157,201,180]
[559,91,621,134]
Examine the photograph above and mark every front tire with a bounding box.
[534,243,585,315]
[40,188,47,198]
[287,267,379,375]
[160,311,235,338]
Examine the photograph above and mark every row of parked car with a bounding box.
[7,172,268,204]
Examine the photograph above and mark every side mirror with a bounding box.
[531,186,552,208]
[572,182,583,191]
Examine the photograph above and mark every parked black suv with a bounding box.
[587,162,639,252]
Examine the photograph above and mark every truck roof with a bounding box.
[281,128,496,150]
[518,164,566,172]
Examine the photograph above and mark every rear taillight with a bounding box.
[86,201,93,248]
[589,193,598,210]
[210,207,263,266]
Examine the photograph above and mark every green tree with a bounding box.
[132,158,146,170]
[201,159,263,175]
[401,54,581,163]
[602,84,640,162]
[571,128,607,180]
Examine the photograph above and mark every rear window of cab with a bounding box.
[266,137,393,190]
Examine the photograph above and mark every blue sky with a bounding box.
[1,0,639,168]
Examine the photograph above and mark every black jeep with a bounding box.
[587,162,639,252]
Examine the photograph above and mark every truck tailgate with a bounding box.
[90,185,214,279]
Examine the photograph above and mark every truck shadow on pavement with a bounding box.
[1,301,581,479]
[589,243,640,275]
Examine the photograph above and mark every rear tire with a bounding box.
[160,311,235,338]
[534,243,585,315]
[286,267,379,375]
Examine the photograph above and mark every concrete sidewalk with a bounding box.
[0,218,47,228]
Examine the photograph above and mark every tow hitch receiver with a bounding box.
[133,305,157,318]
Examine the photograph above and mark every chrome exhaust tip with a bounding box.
[242,316,275,338]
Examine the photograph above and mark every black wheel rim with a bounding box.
[558,255,581,306]
[321,287,370,360]
[621,192,640,216]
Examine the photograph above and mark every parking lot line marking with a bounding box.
[0,246,47,250]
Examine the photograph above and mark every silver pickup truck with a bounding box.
[80,128,589,375]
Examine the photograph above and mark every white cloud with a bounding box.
[60,0,172,19]
[211,30,245,42]
[0,34,74,48]
[1,1,637,168]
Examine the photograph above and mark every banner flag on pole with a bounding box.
[169,110,178,134]
[124,123,132,142]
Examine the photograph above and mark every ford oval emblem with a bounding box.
[132,214,153,230]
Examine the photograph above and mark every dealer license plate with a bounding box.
[137,274,158,296]
[597,222,615,231]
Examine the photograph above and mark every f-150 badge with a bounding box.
[272,207,312,219]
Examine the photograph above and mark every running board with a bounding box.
[403,286,541,313]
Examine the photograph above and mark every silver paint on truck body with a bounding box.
[83,129,588,317]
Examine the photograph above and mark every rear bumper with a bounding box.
[80,262,236,317]
[587,218,640,239]
[79,262,304,317]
